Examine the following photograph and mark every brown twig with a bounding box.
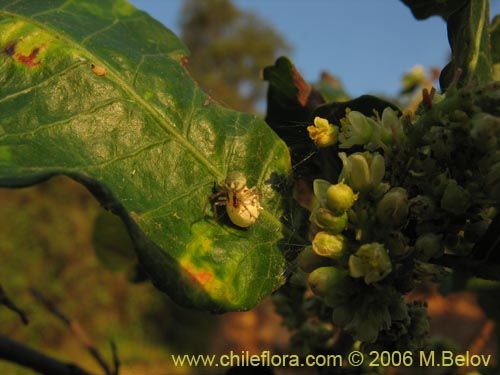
[30,288,117,375]
[0,334,95,375]
[0,284,29,325]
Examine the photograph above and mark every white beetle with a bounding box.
[212,171,263,228]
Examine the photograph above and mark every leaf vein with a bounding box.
[30,0,72,19]
[89,137,173,170]
[2,8,224,181]
[2,0,22,11]
[0,60,86,104]
[0,97,124,142]
[81,18,119,45]
[139,181,212,219]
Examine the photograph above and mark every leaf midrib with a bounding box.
[1,8,223,180]
[1,6,291,234]
[467,0,487,77]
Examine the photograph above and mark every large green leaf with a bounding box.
[439,0,493,90]
[0,0,292,312]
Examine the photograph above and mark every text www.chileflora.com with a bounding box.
[171,351,342,368]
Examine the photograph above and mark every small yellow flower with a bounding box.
[307,117,339,147]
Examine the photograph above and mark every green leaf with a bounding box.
[491,15,500,80]
[0,0,292,312]
[400,0,469,20]
[439,0,493,90]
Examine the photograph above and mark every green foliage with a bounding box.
[440,0,493,89]
[401,0,494,89]
[0,0,293,312]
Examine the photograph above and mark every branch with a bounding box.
[0,284,29,325]
[30,288,118,375]
[110,341,120,375]
[0,334,95,375]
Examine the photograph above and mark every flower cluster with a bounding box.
[290,82,500,350]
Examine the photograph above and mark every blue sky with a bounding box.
[129,0,500,97]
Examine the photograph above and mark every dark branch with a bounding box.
[110,341,120,375]
[0,284,29,325]
[0,334,95,375]
[30,288,115,375]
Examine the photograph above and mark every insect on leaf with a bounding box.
[0,0,292,312]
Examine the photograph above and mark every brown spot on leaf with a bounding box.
[91,64,107,76]
[3,40,18,57]
[181,56,189,67]
[15,47,42,68]
[4,40,43,68]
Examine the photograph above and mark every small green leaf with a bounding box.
[0,0,292,311]
[400,0,468,20]
[439,0,493,90]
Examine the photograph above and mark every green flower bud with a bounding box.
[349,242,392,284]
[432,173,449,196]
[338,152,386,193]
[449,109,469,123]
[371,182,391,200]
[338,110,377,149]
[325,182,357,214]
[379,107,401,145]
[297,246,333,273]
[307,117,339,148]
[376,187,409,227]
[310,208,348,234]
[440,179,471,215]
[470,113,500,141]
[415,233,443,260]
[470,113,500,154]
[312,232,348,260]
[308,266,347,297]
[349,154,371,191]
[385,231,410,257]
[409,195,436,221]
